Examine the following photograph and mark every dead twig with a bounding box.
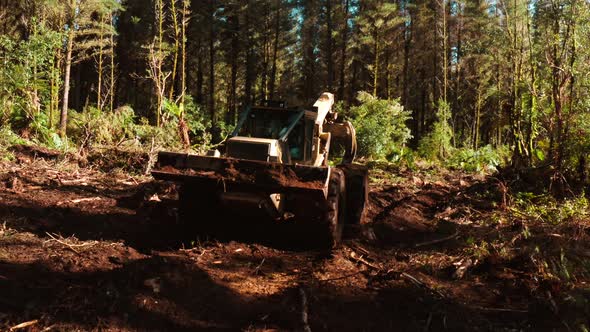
[383,269,447,299]
[470,305,528,313]
[318,271,364,283]
[348,243,371,256]
[424,312,433,332]
[349,251,382,270]
[253,258,266,275]
[399,272,426,287]
[57,196,102,205]
[414,230,460,248]
[45,232,97,254]
[9,319,39,331]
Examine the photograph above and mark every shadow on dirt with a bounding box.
[0,178,341,253]
[0,256,303,331]
[0,254,543,331]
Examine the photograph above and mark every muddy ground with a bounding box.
[1,147,589,331]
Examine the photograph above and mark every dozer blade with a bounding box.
[151,151,330,200]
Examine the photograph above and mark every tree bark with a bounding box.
[268,0,280,100]
[60,26,74,137]
[169,0,180,101]
[244,0,254,105]
[337,0,349,102]
[208,0,215,123]
[325,0,334,91]
[227,1,239,125]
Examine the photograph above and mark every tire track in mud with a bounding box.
[366,181,456,246]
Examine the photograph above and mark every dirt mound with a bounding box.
[365,182,453,245]
[9,144,62,161]
[155,156,326,190]
[86,148,149,173]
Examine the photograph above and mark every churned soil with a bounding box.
[1,147,589,331]
[154,155,326,191]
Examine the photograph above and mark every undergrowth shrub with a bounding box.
[564,112,590,182]
[0,126,28,160]
[164,95,213,150]
[512,192,590,225]
[447,145,510,172]
[345,92,412,159]
[28,112,63,149]
[69,106,136,148]
[418,100,453,160]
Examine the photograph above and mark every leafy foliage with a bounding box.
[511,192,590,225]
[446,145,510,172]
[345,92,412,159]
[0,21,61,130]
[418,100,453,160]
[69,106,136,148]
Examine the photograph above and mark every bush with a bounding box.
[69,106,137,148]
[447,145,510,172]
[418,99,453,160]
[513,192,590,225]
[0,126,29,160]
[346,92,412,159]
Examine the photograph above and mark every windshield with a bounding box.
[234,108,303,140]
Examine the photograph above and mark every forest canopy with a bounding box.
[1,0,590,190]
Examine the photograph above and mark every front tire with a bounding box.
[319,168,346,248]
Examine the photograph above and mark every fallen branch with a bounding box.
[299,288,312,332]
[57,196,102,205]
[45,232,97,254]
[318,271,363,283]
[414,230,460,248]
[253,258,266,275]
[10,319,39,331]
[349,251,382,270]
[453,258,475,279]
[471,305,528,313]
[382,269,446,299]
[399,272,426,287]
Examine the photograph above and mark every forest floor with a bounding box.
[1,146,589,331]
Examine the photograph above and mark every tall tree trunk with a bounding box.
[373,31,379,97]
[260,4,269,102]
[226,1,239,124]
[178,0,190,149]
[109,13,115,112]
[325,0,334,91]
[181,0,188,105]
[337,0,349,102]
[401,9,412,107]
[97,14,104,111]
[244,0,254,105]
[302,0,317,101]
[268,0,280,100]
[196,36,203,104]
[156,0,164,126]
[169,0,180,101]
[442,0,448,103]
[385,49,391,99]
[208,0,215,123]
[60,26,74,137]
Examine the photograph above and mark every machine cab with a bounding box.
[226,100,317,165]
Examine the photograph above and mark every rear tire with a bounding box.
[319,168,346,248]
[339,164,369,225]
[178,184,218,240]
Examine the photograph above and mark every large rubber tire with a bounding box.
[339,164,369,225]
[319,168,346,248]
[178,184,218,239]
